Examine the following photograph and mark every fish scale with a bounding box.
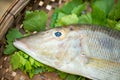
[86,58,120,80]
[13,24,120,80]
[85,28,120,63]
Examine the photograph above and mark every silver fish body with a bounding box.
[13,25,120,80]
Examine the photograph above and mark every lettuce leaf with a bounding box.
[92,0,114,15]
[23,10,48,32]
[11,53,21,70]
[107,19,117,28]
[108,0,120,20]
[78,13,92,24]
[60,0,83,14]
[115,21,120,31]
[50,8,61,28]
[55,14,78,26]
[10,51,56,78]
[91,4,107,26]
[4,29,23,54]
[71,3,86,16]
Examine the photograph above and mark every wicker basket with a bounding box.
[0,0,67,80]
[0,0,30,40]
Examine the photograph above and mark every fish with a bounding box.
[13,24,120,80]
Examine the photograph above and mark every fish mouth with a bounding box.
[13,40,56,67]
[13,40,37,58]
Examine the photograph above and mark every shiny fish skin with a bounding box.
[13,24,120,80]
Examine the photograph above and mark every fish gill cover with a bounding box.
[4,0,120,79]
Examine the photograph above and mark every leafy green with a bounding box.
[107,19,117,28]
[91,4,107,26]
[57,12,67,20]
[92,0,114,15]
[11,53,21,70]
[115,21,120,31]
[57,71,68,79]
[71,3,86,16]
[66,75,78,80]
[4,29,23,54]
[23,10,48,32]
[4,45,17,55]
[60,0,83,14]
[78,13,92,24]
[108,0,120,20]
[91,0,120,29]
[51,0,120,29]
[29,57,35,65]
[34,68,46,74]
[55,14,78,26]
[77,77,86,80]
[25,60,32,71]
[6,29,23,42]
[10,51,56,78]
[50,0,83,27]
[107,0,120,29]
[50,8,61,28]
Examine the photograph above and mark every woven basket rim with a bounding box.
[0,0,18,23]
[0,0,30,40]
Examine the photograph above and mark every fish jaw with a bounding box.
[13,40,57,68]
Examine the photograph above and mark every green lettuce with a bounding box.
[55,14,78,26]
[23,10,48,32]
[4,29,23,54]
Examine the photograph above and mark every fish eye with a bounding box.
[54,31,62,37]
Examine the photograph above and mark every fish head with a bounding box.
[13,25,84,69]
